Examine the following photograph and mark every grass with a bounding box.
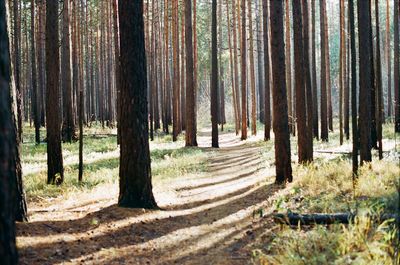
[21,124,210,202]
[252,159,399,265]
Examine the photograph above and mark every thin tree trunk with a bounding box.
[232,0,241,133]
[349,0,358,175]
[31,0,39,144]
[339,0,344,145]
[375,0,383,160]
[240,0,247,140]
[211,0,219,148]
[248,0,256,136]
[395,0,400,132]
[263,0,271,141]
[320,0,328,141]
[386,0,392,119]
[311,0,318,139]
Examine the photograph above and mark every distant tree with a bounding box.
[0,1,19,262]
[118,0,157,208]
[263,0,271,141]
[240,0,247,140]
[358,0,372,164]
[375,0,383,160]
[248,0,256,136]
[270,0,293,184]
[61,0,75,143]
[211,0,219,148]
[386,0,392,119]
[13,0,22,142]
[319,0,328,141]
[311,0,318,139]
[46,0,64,185]
[349,0,358,175]
[31,0,40,144]
[172,0,180,142]
[185,0,198,147]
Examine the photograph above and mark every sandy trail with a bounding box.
[17,130,282,265]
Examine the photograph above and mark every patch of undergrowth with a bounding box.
[253,159,399,265]
[22,125,210,201]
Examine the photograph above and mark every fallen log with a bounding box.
[273,212,399,225]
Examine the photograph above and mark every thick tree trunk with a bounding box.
[292,0,308,163]
[185,0,197,147]
[0,2,18,262]
[118,0,157,208]
[358,0,372,164]
[270,0,293,184]
[46,0,64,185]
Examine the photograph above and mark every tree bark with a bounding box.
[358,0,372,164]
[319,0,328,141]
[395,0,400,132]
[270,0,293,184]
[0,2,18,262]
[248,0,257,136]
[240,0,247,140]
[46,0,64,185]
[185,0,197,147]
[349,0,358,175]
[311,0,318,139]
[375,0,383,160]
[211,0,219,148]
[118,0,157,208]
[263,0,271,141]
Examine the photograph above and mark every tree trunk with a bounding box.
[375,0,383,160]
[232,0,241,134]
[349,0,358,175]
[118,0,157,208]
[61,0,75,143]
[311,0,318,139]
[302,0,313,161]
[248,0,257,136]
[339,0,344,145]
[240,0,247,140]
[292,0,308,163]
[172,0,180,141]
[386,0,392,119]
[46,0,64,185]
[13,0,23,143]
[0,2,18,262]
[263,0,271,141]
[319,0,328,141]
[31,0,39,144]
[395,0,400,132]
[358,0,372,164]
[185,0,197,147]
[270,0,293,184]
[211,0,219,148]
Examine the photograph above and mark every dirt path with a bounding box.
[17,130,283,265]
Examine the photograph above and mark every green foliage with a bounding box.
[21,125,209,201]
[254,158,399,265]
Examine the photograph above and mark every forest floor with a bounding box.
[16,124,400,265]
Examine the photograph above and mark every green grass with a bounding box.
[21,125,210,202]
[253,159,399,265]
